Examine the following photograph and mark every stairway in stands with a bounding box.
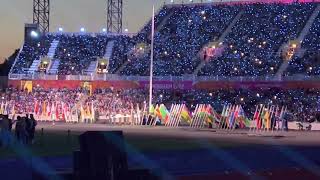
[28,39,60,74]
[193,10,244,75]
[47,39,59,58]
[48,60,60,74]
[27,58,41,74]
[46,39,60,74]
[104,40,115,60]
[275,4,320,79]
[84,61,98,75]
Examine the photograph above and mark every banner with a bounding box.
[139,81,193,90]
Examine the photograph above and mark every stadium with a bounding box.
[1,0,320,179]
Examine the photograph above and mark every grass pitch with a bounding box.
[0,129,241,159]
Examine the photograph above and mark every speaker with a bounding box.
[78,131,128,179]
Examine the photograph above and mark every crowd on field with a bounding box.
[0,87,319,123]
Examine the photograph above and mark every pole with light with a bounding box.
[149,4,155,113]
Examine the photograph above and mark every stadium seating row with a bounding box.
[10,2,320,77]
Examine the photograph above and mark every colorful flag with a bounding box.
[159,104,169,123]
[264,108,270,129]
[149,104,155,115]
[181,105,192,123]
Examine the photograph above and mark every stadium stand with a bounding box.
[9,2,320,77]
[198,3,317,76]
[285,13,320,76]
[12,34,54,74]
[121,4,240,76]
[54,34,110,75]
[108,36,135,74]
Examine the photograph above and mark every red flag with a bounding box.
[34,100,39,115]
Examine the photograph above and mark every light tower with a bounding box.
[33,0,50,33]
[107,0,123,33]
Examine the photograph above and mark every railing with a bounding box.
[47,32,137,38]
[8,73,320,82]
[9,43,25,74]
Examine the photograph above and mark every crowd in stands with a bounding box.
[54,34,110,75]
[286,13,320,76]
[0,87,319,123]
[135,6,172,42]
[122,5,240,76]
[108,36,135,74]
[9,2,320,77]
[10,33,122,75]
[199,3,316,76]
[120,2,318,76]
[12,34,54,74]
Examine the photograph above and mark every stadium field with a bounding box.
[2,122,320,158]
[1,123,320,179]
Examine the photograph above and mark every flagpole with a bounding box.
[149,5,155,114]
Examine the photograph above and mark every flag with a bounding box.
[197,105,208,125]
[232,105,240,128]
[169,104,179,126]
[237,106,250,128]
[181,105,192,123]
[80,104,85,122]
[47,102,51,117]
[264,108,270,129]
[158,104,169,123]
[154,104,161,118]
[34,100,39,115]
[91,101,95,121]
[0,101,4,114]
[51,102,56,120]
[149,104,155,115]
[255,105,264,129]
[220,104,230,128]
[42,101,47,116]
[205,105,213,124]
[228,105,236,129]
[205,105,221,126]
[38,101,42,116]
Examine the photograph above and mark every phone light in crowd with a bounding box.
[80,27,85,32]
[30,31,39,38]
[58,27,63,32]
[102,28,107,32]
[124,28,128,32]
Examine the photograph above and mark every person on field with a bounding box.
[29,114,37,144]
